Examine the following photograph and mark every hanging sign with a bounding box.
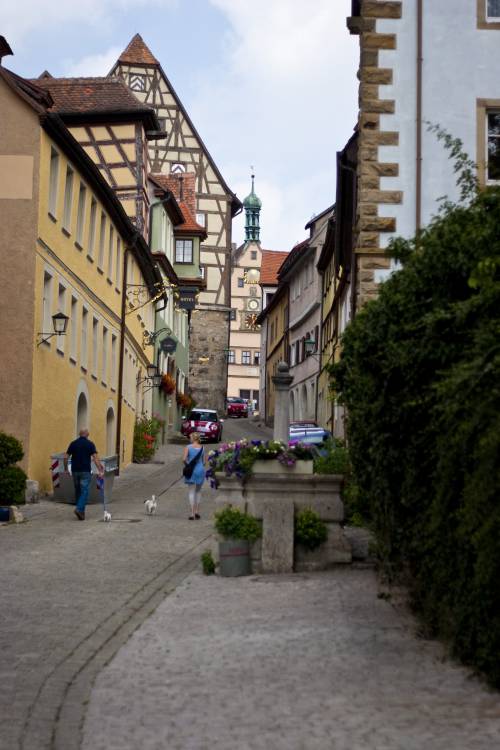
[160,337,177,354]
[177,287,197,311]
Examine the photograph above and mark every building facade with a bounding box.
[110,34,242,413]
[257,284,289,425]
[347,0,500,307]
[0,53,162,490]
[227,176,264,408]
[257,250,286,422]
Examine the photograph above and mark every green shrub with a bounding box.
[313,440,350,475]
[133,416,162,463]
[0,465,27,505]
[0,432,24,469]
[330,166,500,686]
[214,506,261,542]
[201,550,216,575]
[295,508,327,551]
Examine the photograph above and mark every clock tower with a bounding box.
[226,175,265,410]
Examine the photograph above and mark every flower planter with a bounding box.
[219,538,251,577]
[252,459,313,475]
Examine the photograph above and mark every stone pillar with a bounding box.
[271,361,293,444]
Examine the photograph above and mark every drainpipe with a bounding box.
[416,0,423,233]
[115,246,130,473]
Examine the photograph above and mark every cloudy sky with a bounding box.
[2,0,359,250]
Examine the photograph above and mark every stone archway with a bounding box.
[76,392,88,434]
[106,404,116,456]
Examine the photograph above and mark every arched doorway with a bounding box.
[300,384,308,420]
[76,392,88,433]
[106,405,116,456]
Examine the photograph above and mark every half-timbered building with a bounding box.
[110,34,242,412]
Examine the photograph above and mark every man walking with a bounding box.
[64,429,104,520]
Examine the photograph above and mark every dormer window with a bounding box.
[176,239,193,263]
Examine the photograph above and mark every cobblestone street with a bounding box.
[2,419,500,750]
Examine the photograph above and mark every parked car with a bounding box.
[289,420,332,446]
[181,409,224,443]
[226,397,248,418]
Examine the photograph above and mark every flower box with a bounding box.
[252,459,313,475]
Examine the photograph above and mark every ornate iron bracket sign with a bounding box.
[142,326,173,348]
[159,336,177,354]
[176,287,198,311]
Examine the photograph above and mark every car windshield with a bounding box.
[290,422,317,429]
[228,398,246,404]
[189,411,218,422]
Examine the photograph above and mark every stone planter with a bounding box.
[252,459,313,475]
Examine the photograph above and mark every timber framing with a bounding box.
[348,0,402,306]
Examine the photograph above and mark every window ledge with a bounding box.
[56,348,64,357]
[74,241,83,251]
[97,267,104,275]
[62,227,71,238]
[81,366,87,374]
[69,356,77,365]
[111,387,116,393]
[106,278,113,286]
[101,381,107,388]
[115,287,120,294]
[86,254,94,263]
[48,212,57,224]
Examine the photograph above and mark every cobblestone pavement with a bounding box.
[82,570,500,750]
[0,418,267,750]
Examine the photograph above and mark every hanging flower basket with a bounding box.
[160,373,176,395]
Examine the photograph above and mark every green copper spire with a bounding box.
[243,172,261,242]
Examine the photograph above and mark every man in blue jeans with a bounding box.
[64,429,104,520]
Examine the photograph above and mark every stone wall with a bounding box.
[189,308,230,414]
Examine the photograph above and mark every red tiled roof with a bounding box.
[118,33,159,66]
[150,172,196,216]
[30,76,154,118]
[176,201,206,237]
[260,249,289,285]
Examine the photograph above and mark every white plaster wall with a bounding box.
[377,0,500,247]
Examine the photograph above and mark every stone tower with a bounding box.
[110,34,242,412]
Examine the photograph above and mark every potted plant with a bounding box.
[0,431,27,520]
[214,506,262,577]
[294,508,329,572]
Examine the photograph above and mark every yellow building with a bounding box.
[256,284,289,425]
[0,55,163,491]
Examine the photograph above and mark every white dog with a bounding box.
[144,494,158,515]
[103,510,112,522]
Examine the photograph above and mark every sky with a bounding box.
[2,0,359,250]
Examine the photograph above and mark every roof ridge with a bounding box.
[118,33,159,66]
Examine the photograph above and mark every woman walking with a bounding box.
[183,432,206,520]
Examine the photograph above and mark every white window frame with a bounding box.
[242,350,251,365]
[227,350,235,364]
[63,166,74,232]
[76,182,87,246]
[175,239,193,264]
[48,148,59,218]
[487,0,500,21]
[98,214,106,270]
[70,295,78,363]
[42,271,53,342]
[102,326,108,384]
[81,307,88,369]
[92,317,99,377]
[57,282,67,354]
[88,198,97,258]
[116,238,122,289]
[107,226,114,280]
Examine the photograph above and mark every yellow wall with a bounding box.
[264,290,289,421]
[29,131,154,491]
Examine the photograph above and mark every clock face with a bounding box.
[244,313,260,331]
[247,298,260,311]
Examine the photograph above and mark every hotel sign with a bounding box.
[177,287,197,311]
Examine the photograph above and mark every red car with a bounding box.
[181,409,224,443]
[226,397,248,418]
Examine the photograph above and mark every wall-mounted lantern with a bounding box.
[37,312,69,347]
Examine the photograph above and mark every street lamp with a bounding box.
[146,363,159,379]
[37,312,70,347]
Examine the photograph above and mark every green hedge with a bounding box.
[0,432,27,505]
[331,185,500,687]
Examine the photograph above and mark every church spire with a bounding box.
[243,170,262,243]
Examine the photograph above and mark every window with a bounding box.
[88,199,97,258]
[42,272,53,341]
[81,307,88,368]
[196,212,206,227]
[111,334,117,388]
[76,183,86,246]
[92,317,99,377]
[250,250,257,260]
[227,350,235,364]
[63,166,74,231]
[116,238,122,289]
[107,226,114,279]
[57,283,66,353]
[48,148,59,217]
[70,296,78,361]
[242,350,251,365]
[175,239,193,263]
[230,308,237,321]
[98,214,106,269]
[253,351,260,366]
[102,327,108,383]
[488,0,500,19]
[295,340,300,364]
[266,292,274,306]
[240,389,250,400]
[238,278,244,288]
[487,112,500,181]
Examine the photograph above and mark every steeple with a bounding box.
[243,171,262,243]
[118,34,159,66]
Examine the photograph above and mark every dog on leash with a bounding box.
[144,494,158,515]
[103,510,112,522]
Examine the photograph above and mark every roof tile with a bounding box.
[260,249,289,285]
[118,33,159,66]
[30,76,152,116]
